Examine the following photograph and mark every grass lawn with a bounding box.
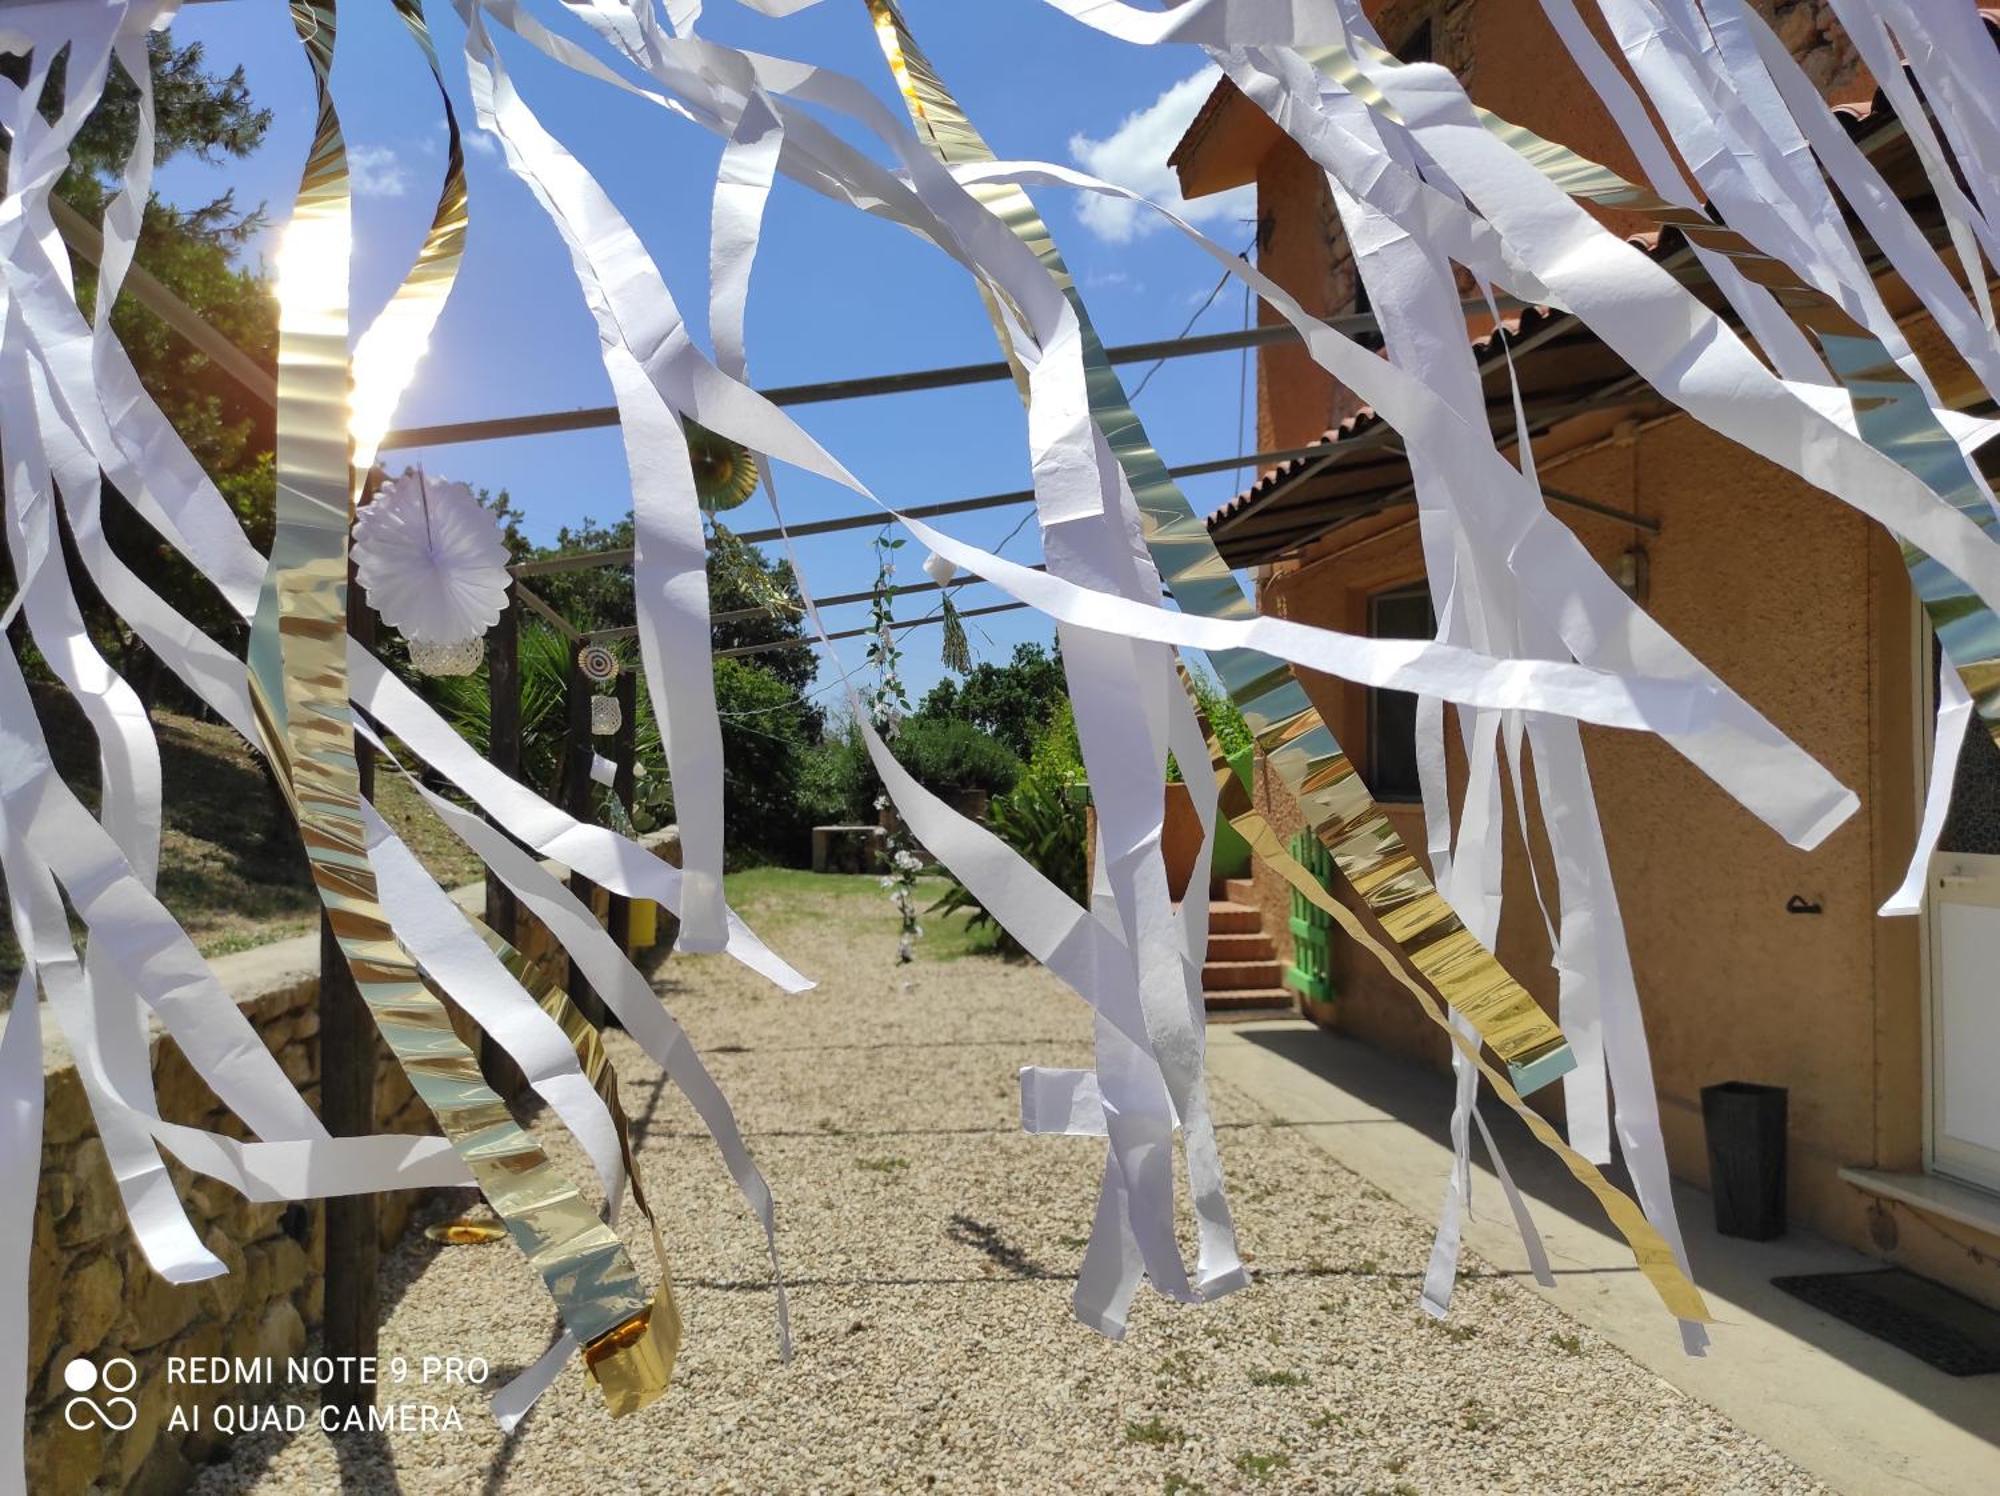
[0,697,1009,990]
[1,692,491,990]
[721,866,1006,962]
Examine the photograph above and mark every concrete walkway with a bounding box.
[187,877,1845,1494]
[1206,1019,2000,1496]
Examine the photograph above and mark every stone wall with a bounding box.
[25,970,435,1495]
[21,833,679,1494]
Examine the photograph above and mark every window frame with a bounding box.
[1364,581,1436,804]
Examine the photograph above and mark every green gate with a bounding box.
[1283,831,1337,1005]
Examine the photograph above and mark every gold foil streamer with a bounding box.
[426,1218,510,1245]
[468,923,683,1409]
[864,0,1574,1093]
[1310,38,2000,738]
[1185,689,1708,1323]
[246,0,661,1408]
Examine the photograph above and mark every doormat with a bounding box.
[1772,1269,2000,1376]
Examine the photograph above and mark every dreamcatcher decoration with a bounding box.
[577,643,624,734]
[578,643,624,736]
[352,469,511,676]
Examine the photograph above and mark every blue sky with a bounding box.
[156,0,1260,703]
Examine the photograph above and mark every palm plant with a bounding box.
[424,623,670,829]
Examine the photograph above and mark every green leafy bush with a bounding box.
[797,721,874,828]
[1167,667,1252,781]
[891,716,1021,799]
[427,626,820,861]
[916,641,1067,757]
[928,703,1086,955]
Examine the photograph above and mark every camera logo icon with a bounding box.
[62,1357,139,1432]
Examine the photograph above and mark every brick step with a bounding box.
[1204,987,1296,1018]
[1207,900,1262,934]
[1206,931,1276,962]
[1222,877,1258,907]
[1201,958,1283,990]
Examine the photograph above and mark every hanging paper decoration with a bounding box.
[352,470,512,650]
[8,0,2000,1483]
[579,642,621,683]
[685,418,759,512]
[591,694,623,737]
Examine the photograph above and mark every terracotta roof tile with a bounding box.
[1202,77,1930,537]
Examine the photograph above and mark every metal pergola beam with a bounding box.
[717,599,1028,659]
[377,323,1321,451]
[512,441,1332,581]
[376,301,1510,453]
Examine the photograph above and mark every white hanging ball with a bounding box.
[922,550,957,588]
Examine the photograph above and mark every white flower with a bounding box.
[353,472,511,645]
[893,850,923,873]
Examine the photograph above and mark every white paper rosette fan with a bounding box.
[353,471,511,675]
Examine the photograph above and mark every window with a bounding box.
[1366,584,1436,802]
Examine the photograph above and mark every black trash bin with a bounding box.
[1701,1081,1788,1240]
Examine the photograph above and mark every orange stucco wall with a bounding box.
[1238,0,1875,448]
[1253,414,2000,1306]
[1195,0,2000,1303]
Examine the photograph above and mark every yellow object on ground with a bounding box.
[628,898,658,951]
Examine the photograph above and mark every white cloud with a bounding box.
[1084,268,1141,292]
[463,129,500,159]
[1066,66,1256,245]
[349,143,411,198]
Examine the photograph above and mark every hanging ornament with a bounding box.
[352,469,511,674]
[938,594,971,675]
[926,551,971,675]
[591,694,623,737]
[684,418,759,512]
[579,642,621,683]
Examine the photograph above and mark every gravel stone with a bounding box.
[191,894,1825,1494]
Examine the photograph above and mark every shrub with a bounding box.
[798,722,874,828]
[891,716,1022,799]
[711,656,815,860]
[1168,667,1251,781]
[928,702,1087,955]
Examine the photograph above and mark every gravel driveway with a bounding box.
[193,877,1822,1494]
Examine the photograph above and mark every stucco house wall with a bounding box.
[1176,0,2000,1306]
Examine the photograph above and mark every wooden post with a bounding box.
[481,586,528,1101]
[606,670,637,971]
[563,653,609,1027]
[321,563,378,1418]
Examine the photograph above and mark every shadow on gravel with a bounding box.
[946,1213,1045,1277]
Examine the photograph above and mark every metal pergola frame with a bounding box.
[19,158,1545,1414]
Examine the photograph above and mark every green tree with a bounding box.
[1,36,277,703]
[524,514,820,708]
[468,516,824,859]
[915,640,1065,759]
